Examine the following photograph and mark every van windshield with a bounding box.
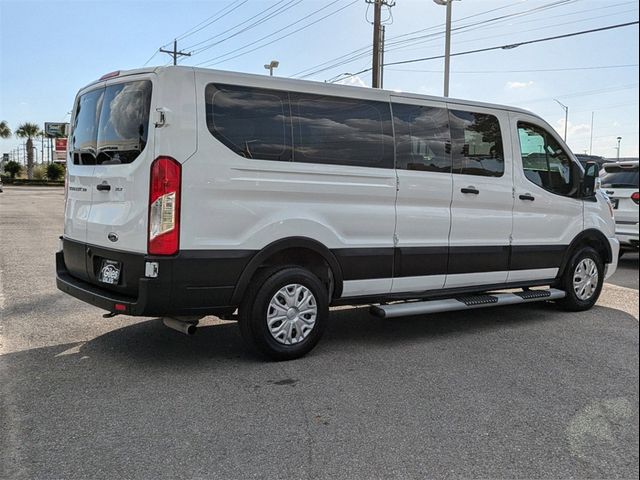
[71,80,152,165]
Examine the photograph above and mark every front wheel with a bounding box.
[556,247,604,311]
[238,267,329,360]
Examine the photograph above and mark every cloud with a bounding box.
[335,75,367,88]
[555,119,591,137]
[506,80,534,89]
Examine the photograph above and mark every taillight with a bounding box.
[632,192,639,205]
[148,156,181,255]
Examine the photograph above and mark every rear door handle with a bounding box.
[96,183,111,192]
[519,193,535,201]
[461,187,479,194]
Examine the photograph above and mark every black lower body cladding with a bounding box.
[56,238,253,316]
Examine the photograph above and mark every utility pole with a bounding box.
[368,0,394,88]
[380,25,386,88]
[589,111,594,155]
[160,39,191,66]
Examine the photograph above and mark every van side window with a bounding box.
[392,103,451,173]
[205,84,292,161]
[290,94,394,169]
[517,122,573,196]
[449,110,504,177]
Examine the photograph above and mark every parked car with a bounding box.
[600,161,639,255]
[56,66,618,360]
[575,154,607,169]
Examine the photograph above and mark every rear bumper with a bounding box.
[56,244,249,316]
[57,250,166,316]
[615,228,639,249]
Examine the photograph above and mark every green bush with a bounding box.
[46,163,65,181]
[4,160,22,179]
[33,165,47,180]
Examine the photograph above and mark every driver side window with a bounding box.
[517,122,574,196]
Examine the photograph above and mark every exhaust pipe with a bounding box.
[163,317,198,335]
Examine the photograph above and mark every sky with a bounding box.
[1,0,638,161]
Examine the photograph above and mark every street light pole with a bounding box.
[554,99,569,142]
[264,60,279,76]
[589,111,594,155]
[616,136,622,161]
[434,0,454,97]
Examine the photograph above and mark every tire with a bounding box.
[238,266,329,360]
[556,247,604,311]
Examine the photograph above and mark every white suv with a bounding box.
[601,161,639,255]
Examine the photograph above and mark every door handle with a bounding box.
[519,193,535,201]
[96,183,111,192]
[461,187,479,194]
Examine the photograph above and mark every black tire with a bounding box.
[556,247,604,311]
[238,266,329,360]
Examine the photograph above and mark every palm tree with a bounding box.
[15,122,41,180]
[0,120,11,139]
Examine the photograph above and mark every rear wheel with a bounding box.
[556,247,604,311]
[238,267,329,360]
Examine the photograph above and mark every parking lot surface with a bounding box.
[1,186,638,479]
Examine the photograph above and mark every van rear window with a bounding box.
[71,80,152,165]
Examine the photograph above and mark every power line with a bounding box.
[196,0,359,68]
[142,50,160,67]
[294,0,584,79]
[175,0,249,43]
[192,0,342,60]
[385,64,639,74]
[188,0,303,56]
[386,5,639,58]
[184,0,290,51]
[335,20,639,80]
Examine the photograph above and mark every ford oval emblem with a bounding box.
[107,232,119,242]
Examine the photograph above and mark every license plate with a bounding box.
[611,198,619,209]
[99,259,121,285]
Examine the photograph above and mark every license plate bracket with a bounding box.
[99,259,121,285]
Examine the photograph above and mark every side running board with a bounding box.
[370,288,566,319]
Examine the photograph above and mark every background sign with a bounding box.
[45,122,69,138]
[54,138,68,162]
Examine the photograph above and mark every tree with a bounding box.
[4,160,22,179]
[15,122,41,180]
[46,162,64,181]
[0,120,11,139]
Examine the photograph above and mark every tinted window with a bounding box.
[291,94,394,168]
[205,84,292,161]
[449,110,504,177]
[601,168,639,188]
[392,103,450,172]
[518,122,574,196]
[71,80,152,165]
[71,89,103,163]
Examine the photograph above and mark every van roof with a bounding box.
[89,65,537,116]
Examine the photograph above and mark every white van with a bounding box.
[57,66,619,360]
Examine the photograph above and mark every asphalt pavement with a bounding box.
[1,186,638,480]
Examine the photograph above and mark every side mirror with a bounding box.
[581,161,598,197]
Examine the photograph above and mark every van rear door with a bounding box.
[67,76,155,254]
[64,75,154,293]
